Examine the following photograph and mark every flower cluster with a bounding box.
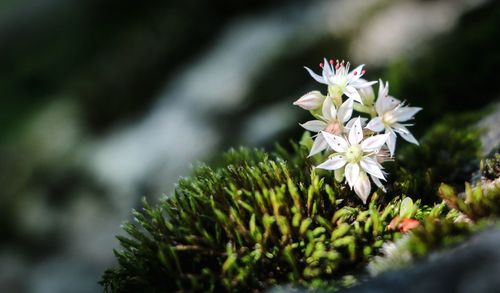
[294,58,422,203]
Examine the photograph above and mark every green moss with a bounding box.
[367,218,475,276]
[100,141,434,292]
[439,175,500,222]
[482,153,500,180]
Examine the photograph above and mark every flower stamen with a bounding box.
[345,145,363,163]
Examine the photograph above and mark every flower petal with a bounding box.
[392,123,409,134]
[300,120,327,132]
[344,85,363,104]
[322,58,333,80]
[345,117,367,130]
[347,64,364,83]
[308,134,328,157]
[334,168,345,182]
[321,97,336,120]
[348,117,364,145]
[316,155,347,171]
[361,133,388,152]
[360,157,385,180]
[394,106,422,122]
[386,129,397,156]
[304,66,326,84]
[321,131,348,153]
[370,174,386,192]
[337,97,353,123]
[354,171,371,204]
[374,80,397,114]
[394,124,419,145]
[345,162,360,188]
[351,79,377,88]
[366,117,384,132]
[378,79,388,100]
[380,95,401,114]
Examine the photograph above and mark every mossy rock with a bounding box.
[100,113,499,292]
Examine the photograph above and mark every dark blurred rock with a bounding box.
[27,256,102,293]
[478,103,500,156]
[0,252,27,293]
[342,229,500,293]
[0,0,288,134]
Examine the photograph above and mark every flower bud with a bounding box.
[328,85,343,100]
[357,79,375,105]
[293,91,325,110]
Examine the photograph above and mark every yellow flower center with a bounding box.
[345,145,363,163]
[382,111,397,126]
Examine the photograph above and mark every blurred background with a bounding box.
[0,0,499,292]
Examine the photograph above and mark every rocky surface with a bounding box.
[343,229,500,293]
[477,102,500,155]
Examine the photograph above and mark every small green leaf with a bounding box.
[400,197,414,219]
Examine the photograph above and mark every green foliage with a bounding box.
[439,177,500,222]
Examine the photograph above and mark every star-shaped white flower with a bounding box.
[304,58,377,104]
[316,117,388,203]
[300,97,354,157]
[366,80,422,156]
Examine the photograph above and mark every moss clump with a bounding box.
[482,153,500,181]
[439,174,500,222]
[100,139,442,292]
[367,218,474,276]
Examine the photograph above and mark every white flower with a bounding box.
[300,97,354,157]
[293,90,325,110]
[366,80,422,156]
[316,117,388,203]
[304,58,377,104]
